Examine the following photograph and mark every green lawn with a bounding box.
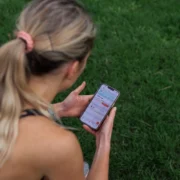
[0,0,180,179]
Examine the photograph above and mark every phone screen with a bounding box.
[80,84,119,130]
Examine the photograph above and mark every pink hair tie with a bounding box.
[17,31,34,53]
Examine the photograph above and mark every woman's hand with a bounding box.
[83,107,117,149]
[54,82,93,118]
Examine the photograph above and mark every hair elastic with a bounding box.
[17,31,34,53]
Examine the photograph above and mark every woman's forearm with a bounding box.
[86,143,110,180]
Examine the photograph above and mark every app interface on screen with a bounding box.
[81,85,119,129]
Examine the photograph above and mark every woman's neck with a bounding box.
[29,75,63,103]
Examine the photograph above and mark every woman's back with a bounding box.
[0,115,83,180]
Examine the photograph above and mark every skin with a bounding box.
[0,56,117,180]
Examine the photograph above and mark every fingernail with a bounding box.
[114,107,117,111]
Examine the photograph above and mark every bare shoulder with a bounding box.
[17,116,83,171]
[19,115,75,142]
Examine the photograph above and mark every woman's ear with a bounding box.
[66,60,80,80]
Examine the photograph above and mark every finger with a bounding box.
[83,125,96,136]
[74,81,86,94]
[108,107,117,121]
[86,95,94,100]
[104,107,117,127]
[81,95,94,102]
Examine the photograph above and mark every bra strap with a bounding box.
[20,109,43,119]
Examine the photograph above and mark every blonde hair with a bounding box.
[0,0,96,167]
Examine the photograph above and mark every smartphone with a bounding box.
[80,84,120,130]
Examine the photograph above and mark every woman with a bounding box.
[0,0,117,180]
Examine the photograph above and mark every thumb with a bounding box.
[103,107,117,127]
[74,82,86,94]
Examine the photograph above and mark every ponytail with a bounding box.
[0,39,50,167]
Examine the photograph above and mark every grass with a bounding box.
[0,0,180,179]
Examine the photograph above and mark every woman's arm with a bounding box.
[86,141,110,180]
[85,107,117,180]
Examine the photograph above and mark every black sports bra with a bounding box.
[20,109,44,119]
[20,109,46,180]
